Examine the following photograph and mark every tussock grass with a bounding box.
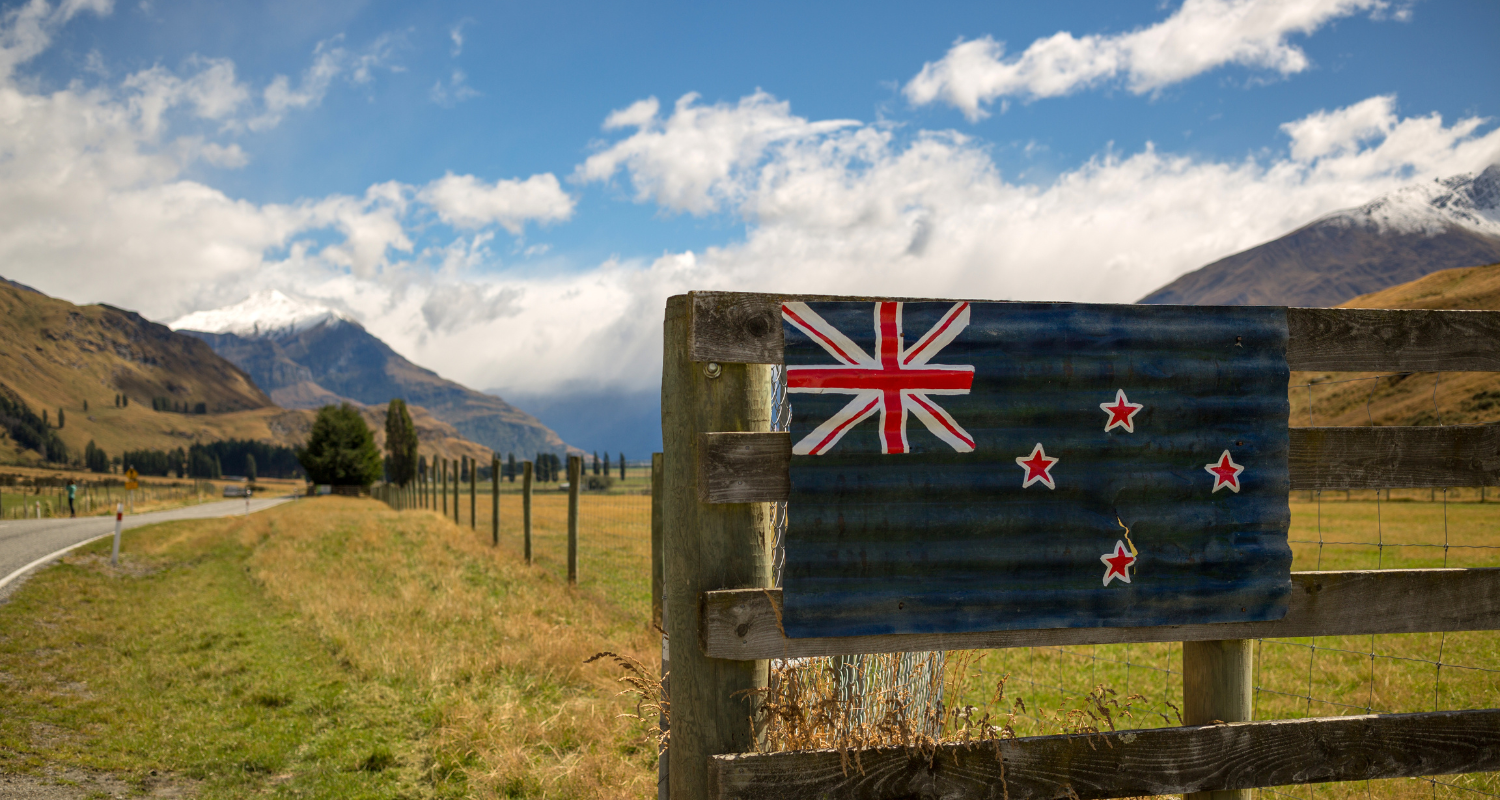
[0,496,658,798]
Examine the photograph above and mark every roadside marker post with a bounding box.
[567,454,580,585]
[522,461,533,565]
[110,502,123,566]
[491,454,500,546]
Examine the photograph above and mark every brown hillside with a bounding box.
[0,283,494,467]
[1291,262,1500,428]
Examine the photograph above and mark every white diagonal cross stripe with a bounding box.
[783,301,975,455]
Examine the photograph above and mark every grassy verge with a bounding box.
[0,497,658,798]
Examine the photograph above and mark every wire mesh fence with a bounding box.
[381,468,655,621]
[1,479,220,518]
[768,368,1500,798]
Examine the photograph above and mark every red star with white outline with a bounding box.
[1100,389,1144,433]
[1015,443,1059,489]
[1205,450,1245,493]
[1100,540,1136,586]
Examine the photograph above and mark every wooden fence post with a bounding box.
[441,457,448,517]
[522,461,533,565]
[652,450,669,800]
[567,454,580,585]
[470,455,477,530]
[453,460,460,524]
[651,451,664,631]
[662,294,774,800]
[1183,639,1254,800]
[492,454,500,546]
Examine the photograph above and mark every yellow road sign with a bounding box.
[124,468,138,491]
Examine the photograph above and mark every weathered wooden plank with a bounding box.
[1287,307,1500,372]
[700,568,1500,660]
[1290,425,1500,489]
[689,292,1500,372]
[698,432,792,503]
[698,427,1500,503]
[709,709,1500,800]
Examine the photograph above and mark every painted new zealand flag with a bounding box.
[781,300,1292,638]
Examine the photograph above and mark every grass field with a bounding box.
[0,497,658,798]
[962,496,1500,799]
[2,484,1495,799]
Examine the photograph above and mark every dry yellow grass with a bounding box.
[244,497,659,798]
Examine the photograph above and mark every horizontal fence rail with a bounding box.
[700,568,1500,660]
[708,709,1500,800]
[699,427,1500,503]
[689,291,1500,371]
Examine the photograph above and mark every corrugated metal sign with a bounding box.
[781,300,1292,638]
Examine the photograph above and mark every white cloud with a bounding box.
[0,0,1495,408]
[1281,94,1398,161]
[429,68,478,106]
[906,0,1386,120]
[460,90,1495,396]
[250,33,402,130]
[417,172,575,233]
[579,91,858,215]
[0,0,111,80]
[602,96,658,130]
[449,19,470,57]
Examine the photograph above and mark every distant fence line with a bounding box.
[372,455,653,616]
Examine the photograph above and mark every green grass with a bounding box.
[0,517,449,798]
[0,498,659,799]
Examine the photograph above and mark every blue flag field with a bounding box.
[780,300,1293,639]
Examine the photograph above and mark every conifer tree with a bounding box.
[619,452,626,480]
[57,408,64,428]
[296,403,383,486]
[383,398,419,486]
[507,452,516,482]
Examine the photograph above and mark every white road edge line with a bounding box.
[0,498,291,592]
[0,528,117,592]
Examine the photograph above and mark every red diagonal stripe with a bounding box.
[809,395,880,454]
[783,305,861,365]
[903,302,968,365]
[788,367,974,392]
[909,392,975,448]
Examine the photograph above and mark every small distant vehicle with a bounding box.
[223,485,252,498]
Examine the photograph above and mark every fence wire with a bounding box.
[962,371,1500,800]
[378,464,654,621]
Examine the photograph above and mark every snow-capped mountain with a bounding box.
[172,294,576,457]
[1141,164,1500,307]
[1320,166,1500,238]
[170,290,348,338]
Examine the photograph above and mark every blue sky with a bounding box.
[2,0,1498,429]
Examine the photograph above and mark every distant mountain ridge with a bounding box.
[0,282,497,467]
[174,291,574,457]
[1140,164,1500,307]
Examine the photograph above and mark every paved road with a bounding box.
[0,495,295,602]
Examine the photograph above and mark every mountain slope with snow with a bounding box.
[1140,165,1500,307]
[171,290,349,338]
[173,295,575,457]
